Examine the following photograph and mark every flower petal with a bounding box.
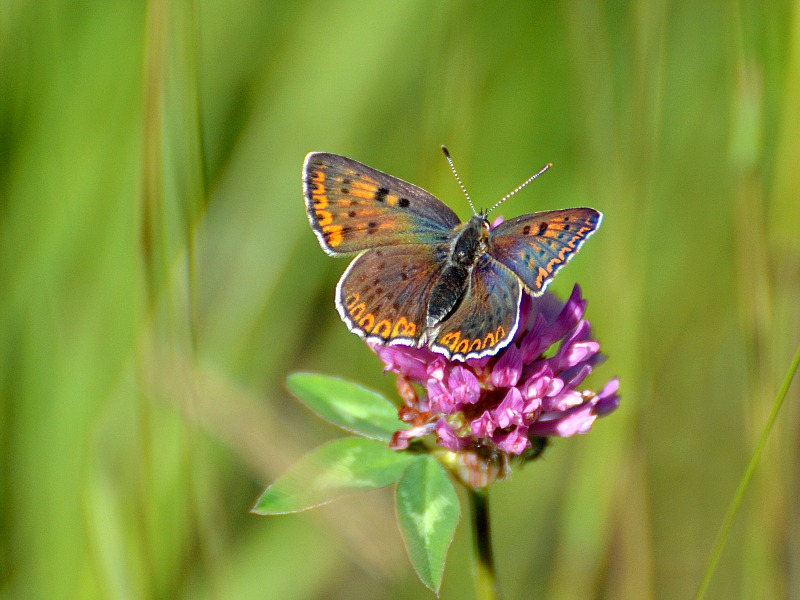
[557,340,600,370]
[544,285,586,344]
[562,364,593,389]
[528,405,597,437]
[493,387,524,428]
[427,378,455,413]
[542,389,582,411]
[471,410,496,438]
[494,427,531,454]
[373,343,431,381]
[491,344,523,387]
[448,366,481,406]
[519,313,549,362]
[436,418,469,451]
[390,422,437,449]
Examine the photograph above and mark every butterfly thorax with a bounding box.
[425,216,490,330]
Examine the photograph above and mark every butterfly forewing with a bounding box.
[431,256,522,361]
[336,244,448,346]
[304,153,461,255]
[489,208,602,296]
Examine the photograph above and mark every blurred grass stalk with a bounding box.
[730,4,800,597]
[136,0,207,595]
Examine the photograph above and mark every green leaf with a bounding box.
[252,438,415,514]
[286,372,407,441]
[395,455,460,594]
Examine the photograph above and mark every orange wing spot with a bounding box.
[440,332,461,351]
[469,339,482,352]
[373,319,392,338]
[349,188,378,200]
[358,313,375,332]
[535,267,549,288]
[456,339,470,355]
[392,317,417,337]
[323,224,343,247]
[568,226,591,249]
[345,292,361,309]
[312,169,325,182]
[386,195,398,206]
[350,302,366,320]
[495,326,506,340]
[312,193,328,209]
[482,332,496,349]
[349,184,377,196]
[315,210,333,226]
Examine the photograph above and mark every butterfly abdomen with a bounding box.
[425,216,487,329]
[427,265,469,328]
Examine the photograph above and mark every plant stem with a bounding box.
[695,342,800,599]
[470,488,501,600]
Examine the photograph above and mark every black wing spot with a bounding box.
[375,188,389,202]
[367,221,378,234]
[399,198,410,208]
[342,178,351,185]
[563,224,571,231]
[400,272,408,281]
[522,225,531,235]
[341,187,350,194]
[538,222,548,235]
[348,211,357,218]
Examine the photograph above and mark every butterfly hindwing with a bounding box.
[304,152,461,255]
[431,255,522,361]
[336,244,448,346]
[489,208,602,296]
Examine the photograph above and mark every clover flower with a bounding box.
[372,284,619,487]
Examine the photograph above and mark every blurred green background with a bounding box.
[2,1,799,598]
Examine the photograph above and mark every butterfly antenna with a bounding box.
[441,146,478,216]
[486,162,552,216]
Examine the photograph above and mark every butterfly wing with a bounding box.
[431,255,522,361]
[336,244,449,346]
[488,208,602,296]
[304,153,461,255]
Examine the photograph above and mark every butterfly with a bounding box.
[303,150,602,361]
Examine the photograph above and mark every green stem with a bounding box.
[695,342,800,599]
[470,488,501,600]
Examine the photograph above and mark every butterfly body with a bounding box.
[426,215,488,329]
[304,152,601,361]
